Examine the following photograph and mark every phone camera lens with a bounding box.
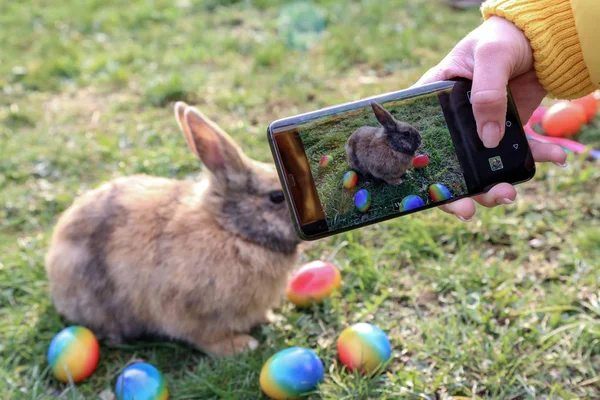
[269,190,285,204]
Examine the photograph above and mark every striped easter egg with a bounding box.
[429,183,452,202]
[337,323,391,374]
[260,347,324,400]
[287,260,342,307]
[401,195,425,212]
[47,326,100,383]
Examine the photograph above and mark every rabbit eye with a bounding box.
[269,190,285,204]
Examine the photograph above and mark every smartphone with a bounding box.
[268,79,535,241]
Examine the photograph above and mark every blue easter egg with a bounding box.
[115,363,168,400]
[401,195,425,212]
[260,347,324,400]
[354,189,371,212]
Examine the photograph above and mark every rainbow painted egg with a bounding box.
[260,347,324,400]
[47,326,100,383]
[337,323,391,375]
[319,155,333,168]
[342,171,358,189]
[412,154,430,169]
[287,260,342,307]
[429,183,452,202]
[401,195,424,212]
[115,363,168,400]
[354,189,371,212]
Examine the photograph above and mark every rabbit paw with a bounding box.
[203,333,259,356]
[259,309,282,324]
[387,177,403,185]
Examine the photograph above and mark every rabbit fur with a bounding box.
[345,101,422,185]
[45,102,303,356]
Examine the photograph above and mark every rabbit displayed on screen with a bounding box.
[346,101,422,185]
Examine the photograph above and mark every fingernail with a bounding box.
[482,122,501,148]
[455,214,472,222]
[553,161,568,168]
[496,198,515,205]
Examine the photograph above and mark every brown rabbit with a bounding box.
[45,102,302,356]
[345,101,422,185]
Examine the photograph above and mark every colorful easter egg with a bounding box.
[354,189,371,212]
[342,170,358,189]
[412,154,430,169]
[401,195,424,212]
[115,363,168,400]
[337,323,391,375]
[260,347,324,400]
[47,326,100,383]
[429,183,452,202]
[542,102,586,137]
[571,93,598,123]
[287,260,342,307]
[319,155,333,168]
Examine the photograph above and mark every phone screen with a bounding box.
[269,80,535,240]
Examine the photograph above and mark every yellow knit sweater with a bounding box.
[482,0,599,99]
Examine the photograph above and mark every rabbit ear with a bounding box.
[183,106,247,179]
[371,102,396,131]
[174,101,199,158]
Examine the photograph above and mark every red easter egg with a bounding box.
[287,261,342,307]
[542,102,586,137]
[412,154,429,169]
[571,93,598,123]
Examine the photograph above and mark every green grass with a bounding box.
[299,92,467,230]
[1,0,599,399]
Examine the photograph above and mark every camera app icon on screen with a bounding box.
[489,156,504,171]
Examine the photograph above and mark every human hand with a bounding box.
[416,16,567,221]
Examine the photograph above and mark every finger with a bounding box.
[471,38,514,148]
[528,139,568,166]
[439,198,477,221]
[414,66,446,87]
[472,183,517,207]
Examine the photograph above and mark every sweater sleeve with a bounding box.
[482,0,596,99]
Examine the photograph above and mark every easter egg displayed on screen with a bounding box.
[542,102,586,137]
[342,171,358,189]
[319,155,333,168]
[400,195,424,212]
[571,93,598,123]
[115,363,168,400]
[354,189,371,212]
[287,260,342,307]
[429,183,452,202]
[47,326,100,383]
[337,323,392,375]
[412,154,430,169]
[260,347,325,400]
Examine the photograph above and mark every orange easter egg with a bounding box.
[571,93,598,123]
[542,102,586,137]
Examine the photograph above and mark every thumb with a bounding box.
[471,40,518,148]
